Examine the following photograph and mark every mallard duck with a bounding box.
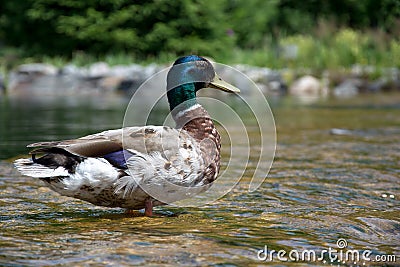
[14,55,240,216]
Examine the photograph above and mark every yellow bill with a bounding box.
[209,74,240,93]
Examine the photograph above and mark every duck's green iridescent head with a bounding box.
[166,55,240,112]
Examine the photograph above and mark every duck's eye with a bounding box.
[187,68,196,75]
[145,128,156,134]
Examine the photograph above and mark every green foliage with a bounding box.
[225,0,280,49]
[0,0,399,68]
[0,0,233,59]
[224,28,400,69]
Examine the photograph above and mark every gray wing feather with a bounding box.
[27,126,188,159]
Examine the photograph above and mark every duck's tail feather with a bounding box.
[14,158,69,178]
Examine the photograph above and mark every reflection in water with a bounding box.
[1,93,399,266]
[0,95,129,159]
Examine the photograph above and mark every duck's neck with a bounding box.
[168,82,204,128]
[167,82,216,138]
[167,83,197,113]
[172,103,208,129]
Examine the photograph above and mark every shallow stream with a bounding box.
[0,93,399,266]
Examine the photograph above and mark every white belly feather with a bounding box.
[62,158,119,191]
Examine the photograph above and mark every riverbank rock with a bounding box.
[87,62,110,78]
[7,62,167,96]
[289,75,321,96]
[381,67,400,92]
[0,74,5,94]
[288,75,328,103]
[17,63,58,76]
[216,64,286,95]
[8,63,58,92]
[333,78,362,98]
[4,61,399,99]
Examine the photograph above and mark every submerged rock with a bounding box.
[330,128,355,136]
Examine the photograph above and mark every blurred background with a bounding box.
[1,0,400,68]
[1,0,400,98]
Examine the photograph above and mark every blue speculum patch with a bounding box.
[103,149,135,169]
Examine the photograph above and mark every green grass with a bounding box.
[222,29,400,70]
[1,28,399,72]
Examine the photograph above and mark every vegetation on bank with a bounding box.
[1,0,399,70]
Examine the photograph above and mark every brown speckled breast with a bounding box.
[174,105,221,184]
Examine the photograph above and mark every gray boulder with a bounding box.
[289,75,322,96]
[8,63,58,92]
[333,78,362,98]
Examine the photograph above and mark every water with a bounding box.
[1,93,399,266]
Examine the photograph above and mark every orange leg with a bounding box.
[144,198,153,217]
[125,209,142,216]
